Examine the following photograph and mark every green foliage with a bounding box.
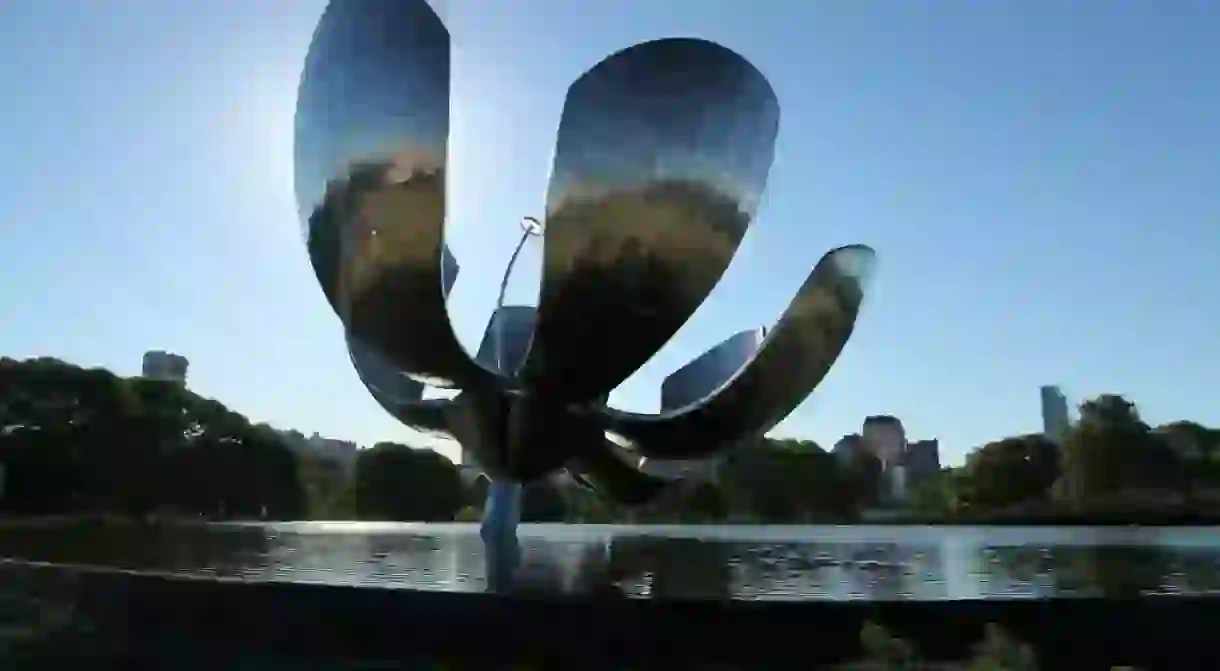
[1057,394,1185,506]
[355,442,463,521]
[3,355,1215,527]
[958,434,1060,511]
[719,438,854,522]
[966,623,1038,671]
[454,505,482,522]
[0,356,470,524]
[520,481,567,522]
[0,357,305,520]
[843,621,1040,670]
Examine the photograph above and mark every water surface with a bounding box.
[4,522,1220,600]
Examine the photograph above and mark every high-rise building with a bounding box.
[142,350,189,384]
[833,433,864,465]
[904,439,941,488]
[862,415,906,468]
[1040,385,1070,443]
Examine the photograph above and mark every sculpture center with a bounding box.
[506,394,603,481]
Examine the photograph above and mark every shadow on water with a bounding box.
[0,522,270,579]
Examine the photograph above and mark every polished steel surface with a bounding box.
[660,328,767,413]
[604,245,877,459]
[347,335,451,435]
[475,306,537,378]
[296,3,875,500]
[295,0,495,390]
[566,438,677,505]
[519,38,781,403]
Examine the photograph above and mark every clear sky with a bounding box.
[2,1,1217,466]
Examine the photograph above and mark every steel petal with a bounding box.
[521,37,780,403]
[347,336,451,435]
[603,245,877,458]
[566,440,681,506]
[660,328,767,413]
[295,0,490,389]
[474,306,537,381]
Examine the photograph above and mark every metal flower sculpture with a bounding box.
[295,0,876,506]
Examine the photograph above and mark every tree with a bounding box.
[907,467,961,517]
[841,449,883,512]
[958,434,1060,510]
[298,453,355,519]
[1058,394,1183,505]
[0,357,306,520]
[355,442,463,521]
[720,438,849,521]
[521,481,567,522]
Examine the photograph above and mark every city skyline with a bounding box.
[1,1,1218,466]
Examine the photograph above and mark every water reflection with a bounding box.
[5,524,1220,601]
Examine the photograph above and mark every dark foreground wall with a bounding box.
[1,560,1217,669]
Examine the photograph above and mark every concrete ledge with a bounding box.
[2,560,1217,667]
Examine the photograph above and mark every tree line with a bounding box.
[3,357,1217,525]
[921,394,1220,522]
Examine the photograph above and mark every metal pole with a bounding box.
[495,229,531,372]
[494,217,542,373]
[481,217,542,584]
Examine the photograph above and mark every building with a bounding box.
[904,439,941,488]
[142,350,188,384]
[1040,385,1070,443]
[862,415,906,468]
[886,465,908,505]
[833,433,864,465]
[277,430,359,473]
[845,415,941,505]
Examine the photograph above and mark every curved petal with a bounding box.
[565,470,595,491]
[602,245,877,459]
[520,37,781,403]
[474,306,537,381]
[295,0,492,390]
[660,328,766,413]
[566,440,681,506]
[347,336,451,436]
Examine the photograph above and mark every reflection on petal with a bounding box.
[660,328,767,413]
[521,37,780,403]
[348,335,450,436]
[565,470,595,491]
[566,439,680,506]
[295,0,491,389]
[474,306,537,380]
[604,245,877,458]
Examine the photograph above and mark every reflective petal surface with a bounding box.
[566,440,678,506]
[347,335,451,436]
[295,0,491,389]
[604,245,877,458]
[521,38,780,403]
[474,306,537,380]
[660,328,766,413]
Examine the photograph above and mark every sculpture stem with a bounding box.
[480,478,523,590]
[494,228,533,370]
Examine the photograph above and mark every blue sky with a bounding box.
[2,1,1217,465]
